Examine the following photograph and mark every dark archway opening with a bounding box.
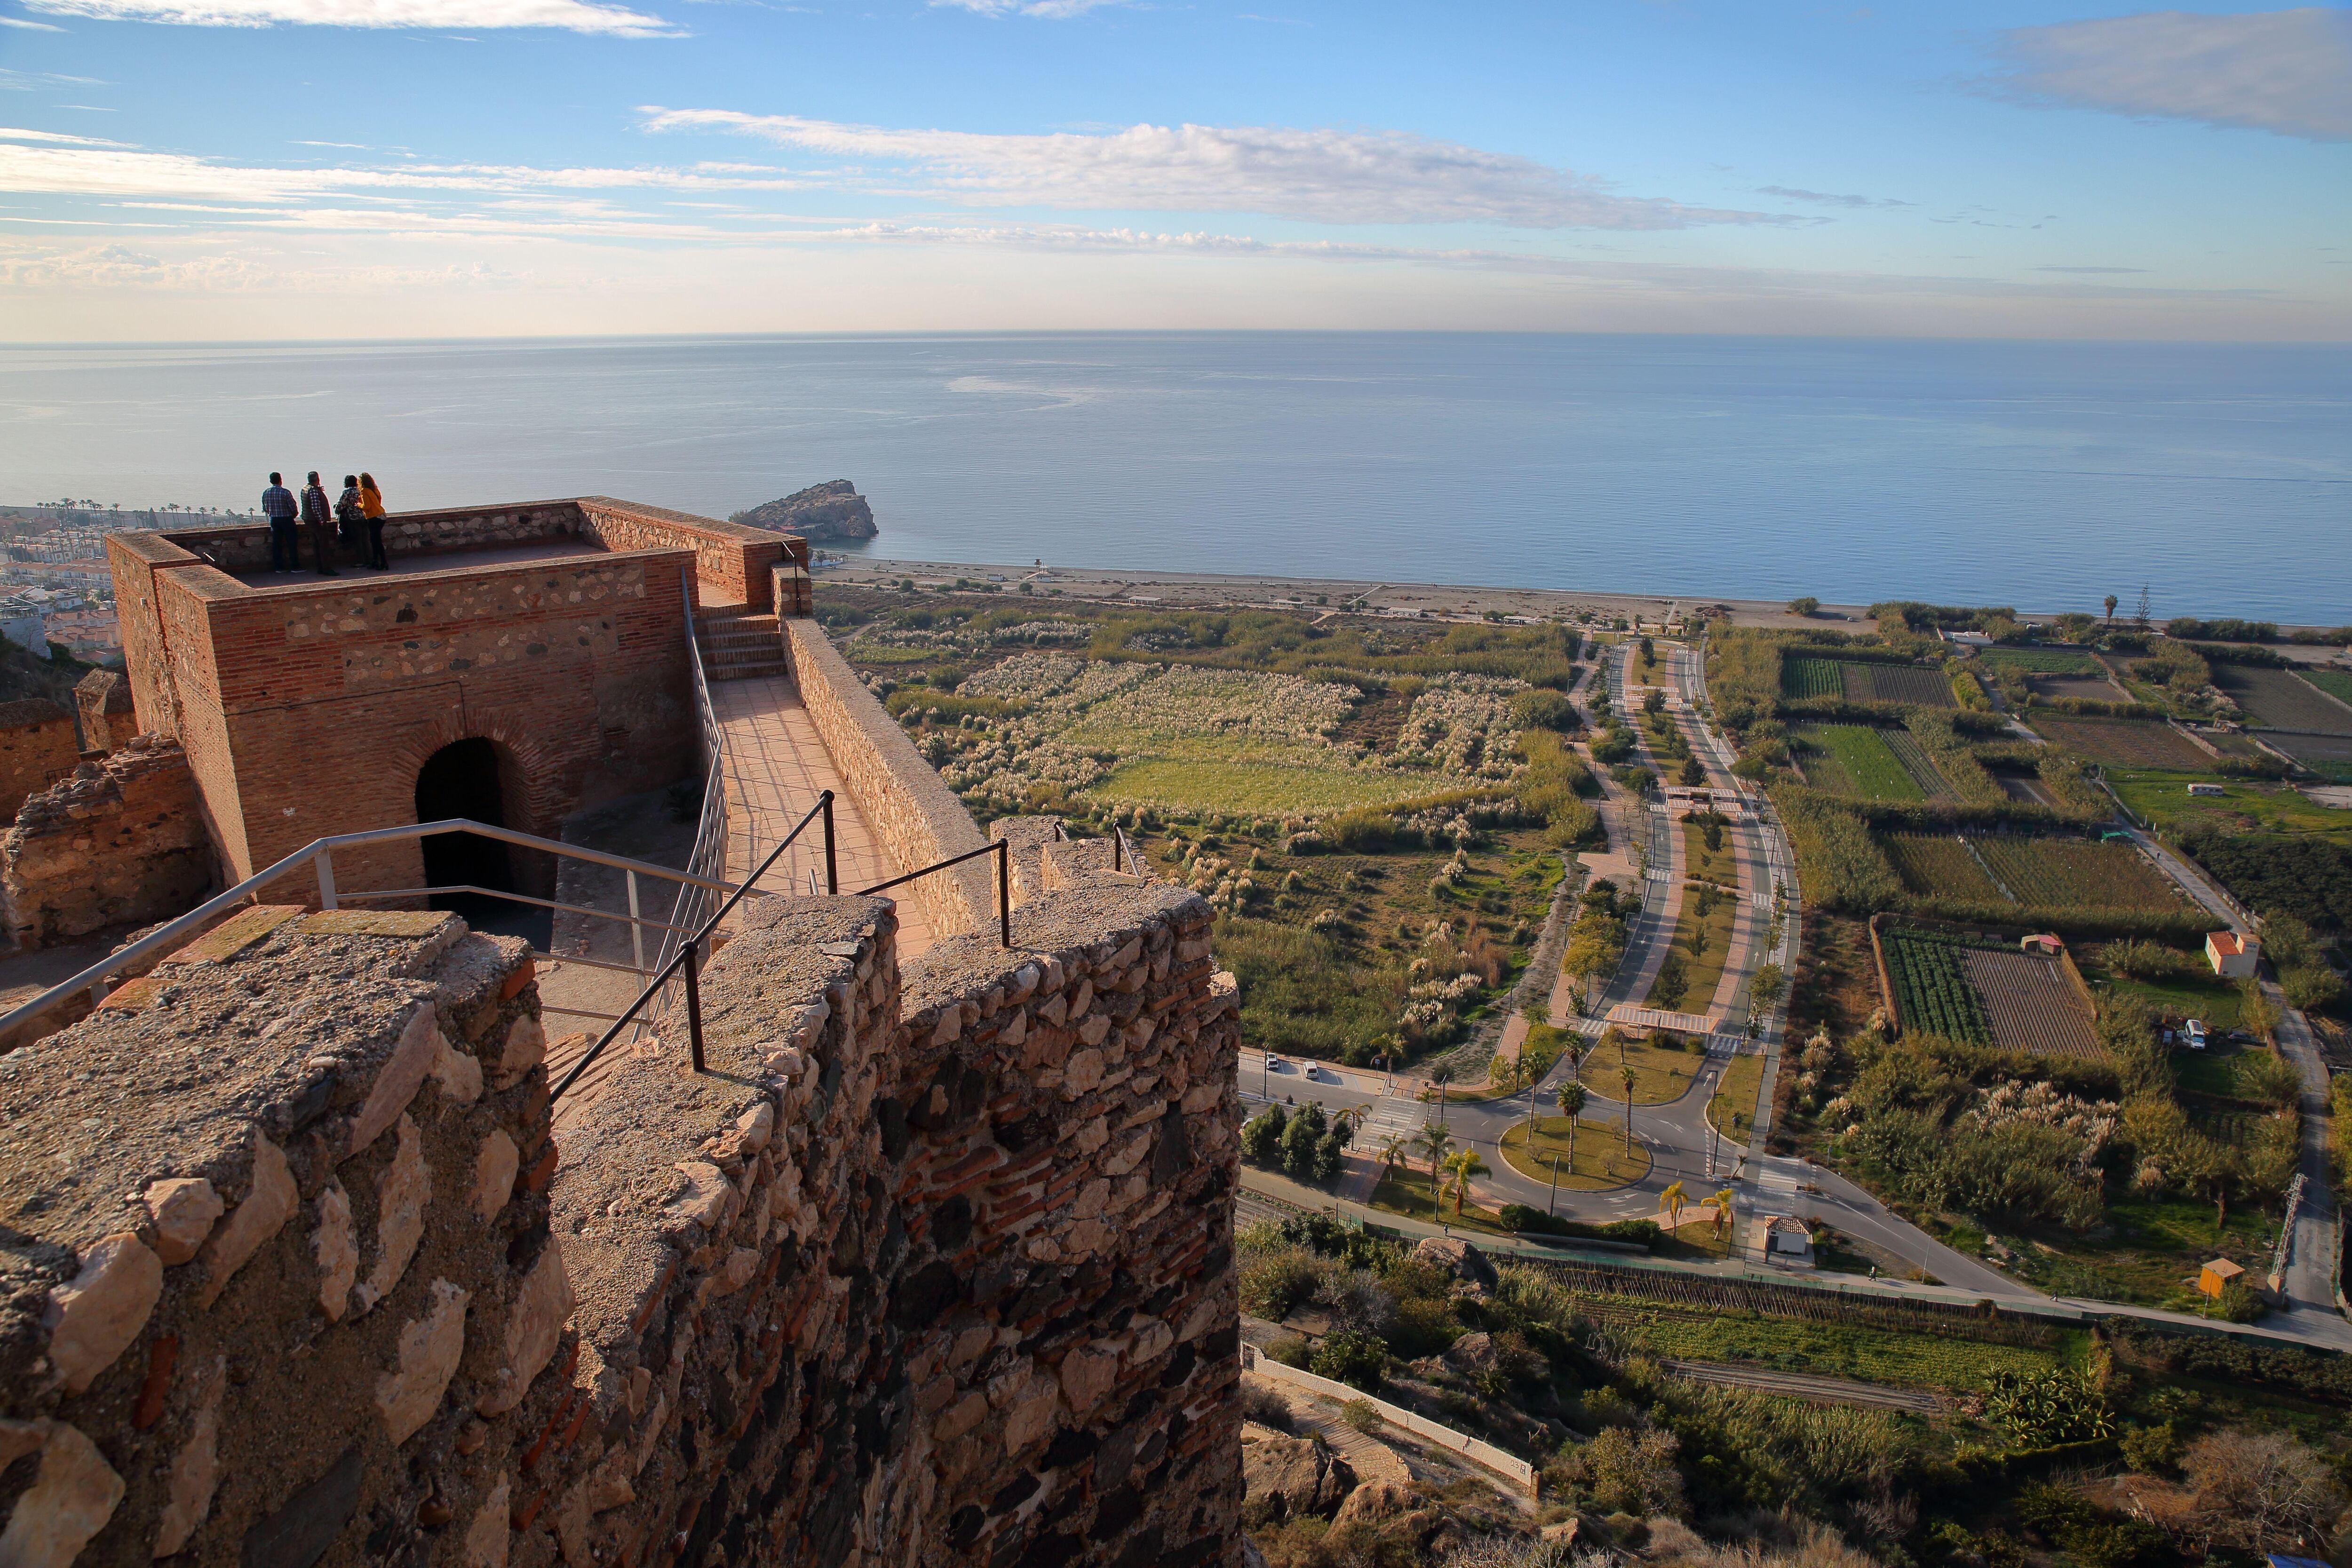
[416,737,514,896]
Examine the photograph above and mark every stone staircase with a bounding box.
[695,609,786,681]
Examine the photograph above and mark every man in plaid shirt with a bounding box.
[299,470,336,576]
[262,471,297,572]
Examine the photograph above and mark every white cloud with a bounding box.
[638,110,1772,229]
[1758,185,1910,208]
[930,0,1121,14]
[1989,7,2352,141]
[0,125,127,144]
[0,14,68,27]
[22,0,677,34]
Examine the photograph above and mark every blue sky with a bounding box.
[1,0,2346,339]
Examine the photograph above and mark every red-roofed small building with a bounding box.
[2206,931,2261,979]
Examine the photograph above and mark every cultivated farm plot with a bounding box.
[1882,929,1993,1046]
[1791,724,1924,801]
[1960,948,2101,1059]
[1089,759,1443,815]
[1969,837,2184,912]
[1978,648,2104,676]
[1782,656,1846,700]
[2216,665,2352,735]
[2030,674,2129,703]
[1881,731,1958,801]
[2301,668,2352,708]
[1842,663,1955,708]
[1882,834,2004,902]
[2026,715,2212,771]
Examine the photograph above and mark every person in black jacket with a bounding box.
[300,471,337,576]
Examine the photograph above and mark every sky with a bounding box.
[0,0,2346,340]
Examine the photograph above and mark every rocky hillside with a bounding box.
[730,479,877,541]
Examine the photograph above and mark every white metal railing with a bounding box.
[0,818,750,1046]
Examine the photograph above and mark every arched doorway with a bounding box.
[415,737,515,897]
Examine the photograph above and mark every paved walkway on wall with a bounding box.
[706,675,935,962]
[223,538,604,589]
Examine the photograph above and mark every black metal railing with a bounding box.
[553,790,838,1099]
[549,815,1025,1100]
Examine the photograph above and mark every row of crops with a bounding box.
[1782,656,1846,699]
[1878,833,2187,913]
[1882,927,1999,1047]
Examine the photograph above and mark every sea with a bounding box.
[1,333,2344,621]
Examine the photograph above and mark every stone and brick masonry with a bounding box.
[0,700,83,826]
[1,736,215,951]
[0,826,1242,1567]
[102,498,798,898]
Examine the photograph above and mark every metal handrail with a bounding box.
[553,790,835,1099]
[0,816,746,1043]
[855,838,1013,949]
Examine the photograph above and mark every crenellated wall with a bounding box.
[0,829,1243,1568]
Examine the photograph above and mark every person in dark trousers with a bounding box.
[300,470,337,575]
[334,474,363,558]
[358,471,389,569]
[262,471,298,572]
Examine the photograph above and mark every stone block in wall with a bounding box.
[0,908,566,1568]
[0,735,216,951]
[74,671,135,757]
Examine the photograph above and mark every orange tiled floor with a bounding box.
[707,676,933,962]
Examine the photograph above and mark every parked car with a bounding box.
[2185,1019,2209,1051]
[1264,1052,1282,1071]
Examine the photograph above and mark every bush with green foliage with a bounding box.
[1309,1329,1389,1391]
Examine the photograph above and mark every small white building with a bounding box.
[0,600,46,655]
[1761,1214,1815,1266]
[2187,782,2227,797]
[2207,931,2261,979]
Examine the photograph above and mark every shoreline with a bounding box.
[813,554,2350,644]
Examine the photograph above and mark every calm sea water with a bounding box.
[1,333,2344,620]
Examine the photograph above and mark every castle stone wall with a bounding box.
[0,699,83,826]
[0,844,1241,1568]
[781,619,995,940]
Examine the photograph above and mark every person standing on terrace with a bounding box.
[261,471,297,573]
[299,470,337,576]
[358,471,388,569]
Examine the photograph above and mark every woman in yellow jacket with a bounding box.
[358,471,389,569]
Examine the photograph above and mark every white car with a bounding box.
[2185,1019,2208,1051]
[1265,1053,1282,1071]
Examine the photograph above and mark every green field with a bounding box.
[1781,655,1845,699]
[1573,1304,2072,1387]
[1883,928,1996,1045]
[1970,837,2185,911]
[2300,668,2352,708]
[1791,724,1924,801]
[2029,715,2212,770]
[1882,730,1958,800]
[1882,834,2004,902]
[1979,647,2104,676]
[2110,770,2352,840]
[1643,883,1740,1011]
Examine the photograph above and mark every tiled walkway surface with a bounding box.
[707,675,934,962]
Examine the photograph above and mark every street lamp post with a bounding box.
[1549,1154,1561,1217]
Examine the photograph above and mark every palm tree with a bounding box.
[1555,1080,1588,1176]
[1376,1134,1408,1181]
[1662,1179,1686,1230]
[1441,1148,1490,1218]
[1333,1105,1367,1145]
[1415,1124,1454,1218]
[1712,1187,1735,1239]
[1620,1066,1637,1154]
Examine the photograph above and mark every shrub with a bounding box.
[1339,1399,1383,1436]
[1310,1329,1388,1391]
[1265,1336,1312,1369]
[1240,1381,1295,1432]
[1240,1242,1326,1320]
[1510,688,1579,732]
[1241,1105,1287,1163]
[1788,597,1820,616]
[2101,939,2185,980]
